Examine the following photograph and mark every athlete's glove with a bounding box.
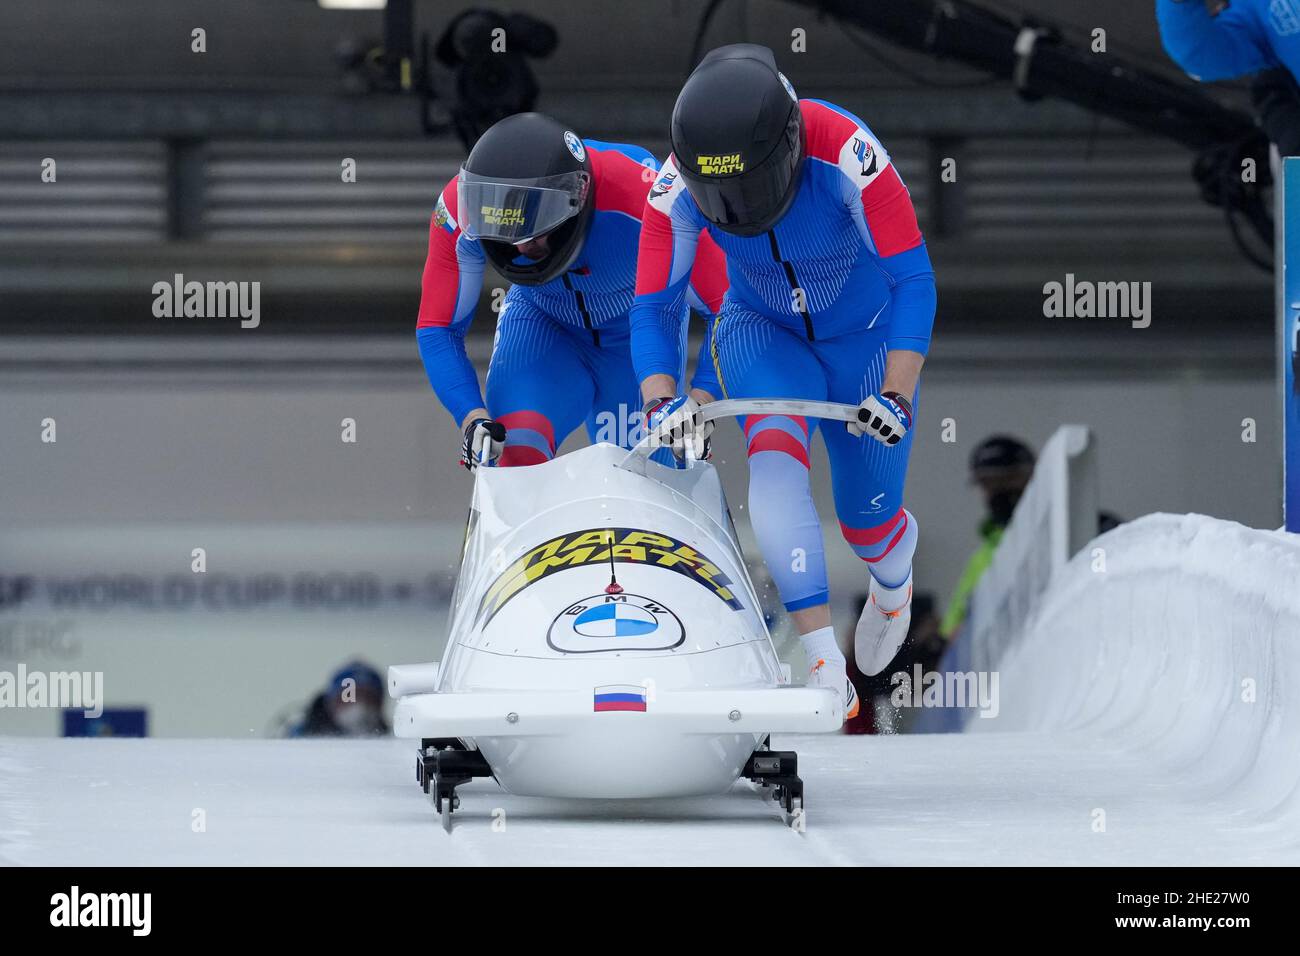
[460,417,506,470]
[849,391,913,446]
[644,396,713,461]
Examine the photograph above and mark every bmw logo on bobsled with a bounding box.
[548,594,684,653]
[388,400,855,829]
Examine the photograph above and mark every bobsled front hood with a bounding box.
[437,445,779,689]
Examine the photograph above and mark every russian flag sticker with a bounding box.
[593,684,648,713]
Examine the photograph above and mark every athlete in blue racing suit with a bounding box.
[630,45,937,718]
[416,113,726,469]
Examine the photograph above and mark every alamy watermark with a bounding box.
[1043,273,1151,329]
[50,886,151,936]
[593,403,653,447]
[889,663,999,718]
[152,273,260,328]
[0,664,103,717]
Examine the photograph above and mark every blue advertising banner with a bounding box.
[63,708,149,738]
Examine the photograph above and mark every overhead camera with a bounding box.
[432,9,558,150]
[329,4,557,152]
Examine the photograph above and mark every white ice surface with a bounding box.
[3,514,1297,866]
[0,731,1293,866]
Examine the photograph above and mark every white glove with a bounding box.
[460,417,506,470]
[848,391,912,446]
[643,396,713,460]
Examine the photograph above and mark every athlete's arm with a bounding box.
[688,324,721,403]
[859,172,936,359]
[882,349,925,402]
[684,230,727,401]
[415,178,488,429]
[810,98,937,368]
[631,156,705,402]
[1156,0,1276,82]
[864,167,933,399]
[824,113,934,413]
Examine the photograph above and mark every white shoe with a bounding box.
[854,573,912,677]
[808,655,859,723]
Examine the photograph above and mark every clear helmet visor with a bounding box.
[456,169,591,243]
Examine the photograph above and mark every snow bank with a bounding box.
[976,513,1300,840]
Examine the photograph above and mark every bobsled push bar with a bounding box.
[620,398,860,467]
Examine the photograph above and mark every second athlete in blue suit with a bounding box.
[631,45,938,717]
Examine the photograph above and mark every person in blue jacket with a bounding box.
[1158,0,1300,82]
[1158,0,1300,154]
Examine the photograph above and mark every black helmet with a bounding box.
[457,112,594,285]
[671,44,803,237]
[969,435,1036,479]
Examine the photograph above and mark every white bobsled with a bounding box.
[389,399,859,827]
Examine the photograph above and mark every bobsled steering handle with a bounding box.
[620,398,861,466]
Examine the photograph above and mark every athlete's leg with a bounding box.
[713,306,830,613]
[484,298,594,465]
[713,304,857,718]
[583,324,645,450]
[817,325,920,675]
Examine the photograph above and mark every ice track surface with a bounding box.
[3,514,1298,866]
[0,729,1292,866]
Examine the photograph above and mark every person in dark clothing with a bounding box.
[1252,68,1300,157]
[291,660,390,738]
[939,436,1037,640]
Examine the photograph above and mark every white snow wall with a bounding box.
[972,512,1300,837]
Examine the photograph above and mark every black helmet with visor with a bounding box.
[456,112,594,285]
[671,44,803,237]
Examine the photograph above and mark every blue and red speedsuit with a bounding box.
[630,100,937,612]
[417,140,726,465]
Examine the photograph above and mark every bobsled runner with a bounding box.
[389,399,860,830]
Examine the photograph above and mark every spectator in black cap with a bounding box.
[938,435,1036,639]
